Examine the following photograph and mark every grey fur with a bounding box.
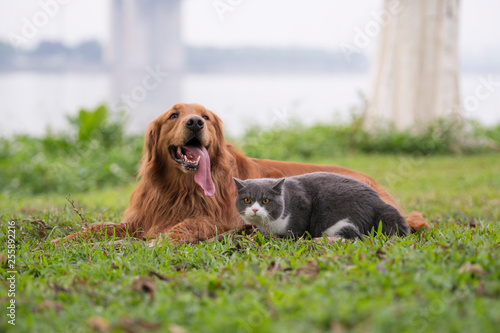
[233,172,409,239]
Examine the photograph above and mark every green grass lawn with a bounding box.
[1,154,500,333]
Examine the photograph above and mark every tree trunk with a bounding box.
[365,0,462,131]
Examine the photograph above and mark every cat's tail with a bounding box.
[374,204,410,237]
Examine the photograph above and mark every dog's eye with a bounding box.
[244,198,251,204]
[202,115,209,120]
[169,113,179,120]
[262,199,270,205]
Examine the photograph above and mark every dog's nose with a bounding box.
[185,116,205,132]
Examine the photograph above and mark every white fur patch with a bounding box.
[323,218,359,236]
[242,203,290,236]
[265,216,290,236]
[244,203,266,218]
[243,203,268,225]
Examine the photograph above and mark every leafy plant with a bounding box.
[235,116,500,160]
[0,105,142,195]
[67,105,126,148]
[1,105,499,195]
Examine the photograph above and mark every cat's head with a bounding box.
[233,177,285,226]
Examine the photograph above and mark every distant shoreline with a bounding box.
[1,42,498,75]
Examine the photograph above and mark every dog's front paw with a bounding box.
[148,233,189,248]
[51,237,62,246]
[148,235,163,248]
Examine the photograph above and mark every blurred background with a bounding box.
[1,0,499,196]
[0,0,499,137]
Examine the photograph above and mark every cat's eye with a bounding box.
[244,198,251,204]
[262,199,270,204]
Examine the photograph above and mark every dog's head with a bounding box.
[143,103,225,196]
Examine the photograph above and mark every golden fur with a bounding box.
[54,103,428,245]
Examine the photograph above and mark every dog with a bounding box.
[53,103,428,245]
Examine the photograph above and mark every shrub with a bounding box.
[0,106,143,195]
[235,116,500,160]
[1,105,498,195]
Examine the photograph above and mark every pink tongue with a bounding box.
[183,146,215,197]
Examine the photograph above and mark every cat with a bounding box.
[233,172,410,240]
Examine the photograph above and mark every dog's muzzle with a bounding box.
[185,116,204,133]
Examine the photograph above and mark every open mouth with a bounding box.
[169,138,206,171]
[169,137,215,197]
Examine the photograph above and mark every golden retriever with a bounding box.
[54,103,428,245]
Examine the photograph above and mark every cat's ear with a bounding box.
[272,178,286,193]
[232,177,245,190]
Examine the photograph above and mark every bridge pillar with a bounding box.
[110,0,184,73]
[109,0,184,133]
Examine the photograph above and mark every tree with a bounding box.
[365,0,461,131]
[31,41,70,57]
[73,40,102,63]
[0,41,15,68]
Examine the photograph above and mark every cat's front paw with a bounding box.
[313,236,349,245]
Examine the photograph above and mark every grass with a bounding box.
[1,153,500,333]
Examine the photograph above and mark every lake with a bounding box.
[0,72,499,138]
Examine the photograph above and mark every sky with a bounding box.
[0,0,499,60]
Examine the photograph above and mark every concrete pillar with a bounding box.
[110,0,184,74]
[109,0,184,134]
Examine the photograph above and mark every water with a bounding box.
[0,72,499,138]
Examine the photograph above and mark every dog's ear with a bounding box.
[144,119,162,163]
[210,112,225,142]
[233,177,245,190]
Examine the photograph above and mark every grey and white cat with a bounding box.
[233,172,409,239]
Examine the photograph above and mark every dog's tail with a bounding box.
[374,204,410,236]
[404,211,429,232]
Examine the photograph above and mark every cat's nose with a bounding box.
[252,208,259,213]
